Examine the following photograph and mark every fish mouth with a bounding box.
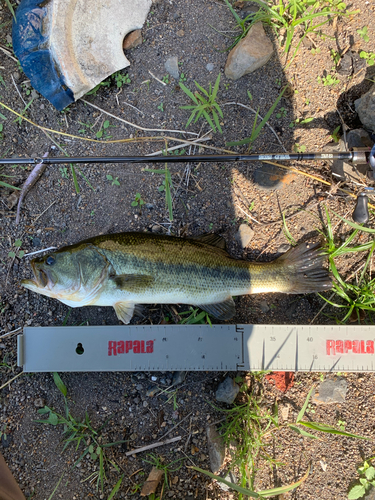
[22,262,51,290]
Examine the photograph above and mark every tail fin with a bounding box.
[277,242,332,294]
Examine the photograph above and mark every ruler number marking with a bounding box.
[307,337,313,342]
[270,337,276,341]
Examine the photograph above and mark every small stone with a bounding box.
[136,383,143,391]
[171,371,186,386]
[218,471,237,492]
[32,237,42,248]
[176,29,184,37]
[206,63,214,71]
[143,400,148,407]
[235,224,254,249]
[259,300,270,313]
[206,425,225,473]
[151,376,158,382]
[172,476,179,485]
[346,128,373,149]
[355,84,375,133]
[146,386,159,397]
[123,29,142,50]
[313,377,348,404]
[225,22,274,80]
[34,397,45,408]
[278,243,290,253]
[165,56,179,79]
[215,376,240,404]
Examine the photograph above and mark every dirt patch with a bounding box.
[1,0,375,498]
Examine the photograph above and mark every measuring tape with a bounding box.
[17,324,375,372]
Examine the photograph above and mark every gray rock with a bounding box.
[206,63,214,71]
[218,471,238,492]
[259,300,270,313]
[235,224,254,249]
[355,84,375,132]
[225,22,274,80]
[347,128,373,149]
[32,237,41,248]
[206,425,225,473]
[278,243,290,253]
[313,377,348,404]
[216,376,240,404]
[165,56,179,79]
[171,371,186,386]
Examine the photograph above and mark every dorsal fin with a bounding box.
[191,233,227,250]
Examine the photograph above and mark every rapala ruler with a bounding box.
[17,324,375,372]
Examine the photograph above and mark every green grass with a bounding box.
[197,380,367,498]
[143,453,184,490]
[318,207,375,324]
[179,74,223,133]
[224,0,357,66]
[144,166,173,221]
[227,85,287,149]
[35,373,126,491]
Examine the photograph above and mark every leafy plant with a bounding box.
[179,72,187,83]
[331,125,341,143]
[59,167,69,179]
[357,26,369,43]
[317,74,340,86]
[178,307,213,326]
[35,373,125,491]
[106,174,120,186]
[113,71,131,87]
[179,73,223,133]
[157,102,164,112]
[293,143,307,153]
[330,49,341,65]
[282,212,297,246]
[276,106,287,119]
[8,239,24,259]
[289,116,314,127]
[348,459,375,499]
[162,74,170,84]
[359,51,375,66]
[96,119,113,139]
[131,192,145,207]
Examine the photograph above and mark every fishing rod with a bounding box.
[0,148,374,166]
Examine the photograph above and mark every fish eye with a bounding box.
[46,256,55,266]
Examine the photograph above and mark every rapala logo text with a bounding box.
[108,340,154,356]
[326,340,374,356]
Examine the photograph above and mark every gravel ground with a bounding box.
[1,0,375,498]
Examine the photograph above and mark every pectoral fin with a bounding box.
[114,301,136,324]
[196,297,236,320]
[110,274,154,292]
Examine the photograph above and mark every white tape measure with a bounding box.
[17,324,375,372]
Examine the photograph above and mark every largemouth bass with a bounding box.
[22,232,331,323]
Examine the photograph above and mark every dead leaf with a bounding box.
[140,467,164,497]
